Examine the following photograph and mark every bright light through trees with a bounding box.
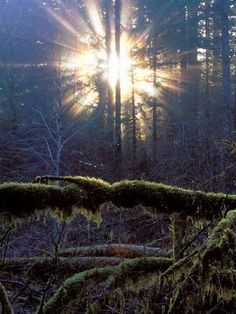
[48,0,168,104]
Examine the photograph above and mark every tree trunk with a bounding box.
[234,66,236,131]
[152,35,158,162]
[205,0,215,191]
[104,0,114,149]
[216,0,232,138]
[131,62,137,164]
[115,0,122,164]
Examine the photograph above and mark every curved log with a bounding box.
[37,257,172,314]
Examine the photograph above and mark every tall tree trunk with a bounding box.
[179,4,187,150]
[104,0,114,148]
[152,35,158,162]
[205,0,210,105]
[115,0,122,164]
[131,62,137,164]
[205,0,215,191]
[95,75,106,132]
[204,0,212,137]
[187,0,200,128]
[234,66,236,131]
[216,0,232,138]
[214,0,232,190]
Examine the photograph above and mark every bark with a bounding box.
[152,35,158,162]
[179,5,187,153]
[171,216,187,261]
[234,66,236,131]
[204,0,215,191]
[131,63,137,164]
[104,0,114,147]
[95,74,106,132]
[186,1,200,144]
[216,0,232,137]
[115,0,122,163]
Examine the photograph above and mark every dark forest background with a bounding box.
[0,0,236,192]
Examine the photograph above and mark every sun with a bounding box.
[104,33,133,94]
[66,31,159,102]
[53,0,171,107]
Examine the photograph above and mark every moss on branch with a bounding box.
[0,177,236,220]
[1,177,236,313]
[157,210,236,312]
[38,257,172,314]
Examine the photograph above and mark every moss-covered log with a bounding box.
[37,211,234,314]
[1,177,236,219]
[201,209,236,266]
[59,244,169,258]
[38,257,172,314]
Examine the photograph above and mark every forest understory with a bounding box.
[0,176,235,313]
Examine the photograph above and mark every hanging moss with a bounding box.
[201,209,236,266]
[1,177,236,313]
[111,180,236,220]
[156,210,236,312]
[0,183,101,220]
[1,177,236,220]
[108,210,236,313]
[0,282,13,314]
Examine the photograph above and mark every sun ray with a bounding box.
[41,0,173,114]
[43,5,77,35]
[86,0,104,38]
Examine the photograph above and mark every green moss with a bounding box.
[38,267,111,313]
[1,177,236,312]
[111,180,236,220]
[158,210,236,312]
[1,177,236,220]
[201,209,236,267]
[35,176,111,190]
[38,257,172,314]
[0,183,100,220]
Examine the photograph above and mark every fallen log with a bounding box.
[38,211,236,314]
[0,176,235,220]
[59,244,170,258]
[0,256,126,276]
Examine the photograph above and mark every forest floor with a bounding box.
[0,207,172,313]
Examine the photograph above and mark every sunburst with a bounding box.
[41,0,173,107]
